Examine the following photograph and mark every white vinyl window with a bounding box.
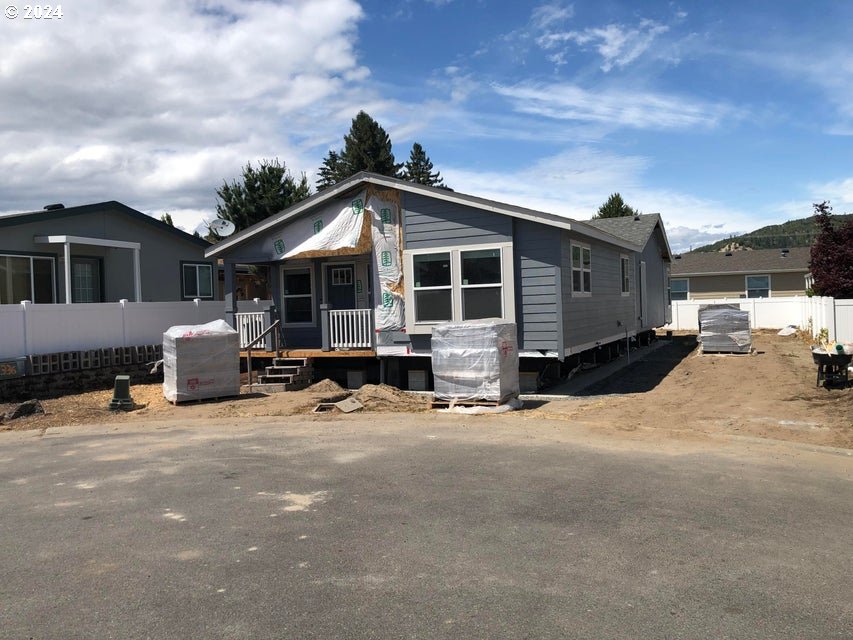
[282,267,315,325]
[746,275,770,298]
[461,248,503,320]
[670,278,689,301]
[406,244,514,331]
[182,263,213,299]
[620,255,630,295]
[571,243,591,296]
[413,252,452,322]
[0,254,55,304]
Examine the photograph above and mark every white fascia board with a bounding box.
[34,234,141,250]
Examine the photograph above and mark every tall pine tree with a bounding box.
[216,158,310,232]
[316,111,401,190]
[402,142,447,188]
[594,193,639,219]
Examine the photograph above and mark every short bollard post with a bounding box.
[108,375,134,411]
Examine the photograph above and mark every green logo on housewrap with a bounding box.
[351,198,364,215]
[313,219,323,234]
[273,239,285,256]
[382,292,393,308]
[381,251,392,267]
[380,208,392,224]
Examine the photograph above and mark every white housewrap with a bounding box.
[270,191,368,259]
[162,320,240,403]
[367,194,405,331]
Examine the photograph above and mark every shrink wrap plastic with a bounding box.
[431,321,519,402]
[163,320,240,403]
[698,304,752,353]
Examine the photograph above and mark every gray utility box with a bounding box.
[163,320,240,403]
[698,304,752,353]
[431,320,519,402]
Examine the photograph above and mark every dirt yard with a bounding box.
[2,331,850,449]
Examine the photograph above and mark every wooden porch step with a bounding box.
[265,365,310,376]
[272,357,311,367]
[242,382,310,393]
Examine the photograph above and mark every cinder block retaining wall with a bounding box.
[0,345,163,402]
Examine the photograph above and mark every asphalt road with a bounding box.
[1,416,851,639]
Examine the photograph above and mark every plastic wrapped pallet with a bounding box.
[431,320,519,402]
[698,304,751,353]
[163,320,240,403]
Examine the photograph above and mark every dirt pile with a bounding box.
[306,379,346,394]
[352,384,428,412]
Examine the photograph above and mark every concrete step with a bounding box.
[242,381,310,393]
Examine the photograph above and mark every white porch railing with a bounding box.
[329,309,374,349]
[235,312,265,348]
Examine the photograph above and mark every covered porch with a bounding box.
[225,254,377,354]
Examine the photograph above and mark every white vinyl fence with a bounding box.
[666,296,853,342]
[0,299,274,359]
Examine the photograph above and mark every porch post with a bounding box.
[321,303,331,352]
[133,247,142,302]
[63,241,72,304]
[223,260,237,329]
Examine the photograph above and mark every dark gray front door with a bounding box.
[325,264,355,310]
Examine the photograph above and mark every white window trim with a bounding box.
[570,242,592,297]
[281,264,317,327]
[670,277,689,301]
[0,253,56,304]
[331,266,353,286]
[745,274,771,299]
[411,251,453,324]
[182,262,214,299]
[620,254,630,296]
[403,242,515,334]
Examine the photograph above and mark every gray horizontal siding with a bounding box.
[402,192,511,250]
[562,230,635,350]
[514,220,561,351]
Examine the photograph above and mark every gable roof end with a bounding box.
[205,172,642,258]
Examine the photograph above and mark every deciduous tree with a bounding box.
[809,201,853,298]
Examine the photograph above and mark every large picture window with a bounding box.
[413,252,452,322]
[461,248,502,320]
[0,254,55,304]
[746,275,770,298]
[182,263,213,299]
[670,278,689,301]
[283,267,314,324]
[571,243,591,295]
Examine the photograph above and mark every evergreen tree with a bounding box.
[316,150,345,191]
[595,193,639,219]
[316,111,401,189]
[216,158,310,232]
[402,142,447,188]
[160,212,174,226]
[810,201,853,298]
[341,111,401,177]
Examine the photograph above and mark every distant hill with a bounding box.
[693,213,853,253]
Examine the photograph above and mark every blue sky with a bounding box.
[1,1,851,251]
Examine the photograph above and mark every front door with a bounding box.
[325,264,355,310]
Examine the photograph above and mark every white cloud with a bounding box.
[536,16,668,71]
[0,0,367,215]
[493,82,736,130]
[531,2,574,30]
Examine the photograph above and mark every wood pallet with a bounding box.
[428,398,503,409]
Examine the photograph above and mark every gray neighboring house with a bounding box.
[207,172,673,373]
[0,201,216,304]
[669,247,811,300]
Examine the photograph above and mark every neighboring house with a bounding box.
[207,172,673,367]
[669,247,811,300]
[0,201,216,304]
